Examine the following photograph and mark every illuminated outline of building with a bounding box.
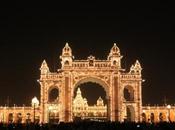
[0,43,175,123]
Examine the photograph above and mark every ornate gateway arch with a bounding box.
[39,43,143,123]
[1,43,175,123]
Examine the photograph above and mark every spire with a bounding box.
[40,60,50,74]
[130,65,134,70]
[74,88,83,99]
[135,60,142,69]
[77,88,81,95]
[40,60,48,68]
[73,88,86,105]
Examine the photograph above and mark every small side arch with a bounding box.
[17,113,22,123]
[48,86,60,103]
[8,113,13,123]
[142,113,147,122]
[150,113,155,122]
[26,113,31,123]
[123,85,134,101]
[126,105,135,122]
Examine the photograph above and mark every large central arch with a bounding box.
[73,77,109,97]
[71,76,110,121]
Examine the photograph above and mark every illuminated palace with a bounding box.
[1,43,175,123]
[73,88,107,120]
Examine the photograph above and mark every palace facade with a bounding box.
[73,88,107,120]
[0,43,175,123]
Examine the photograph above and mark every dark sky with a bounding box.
[0,2,175,106]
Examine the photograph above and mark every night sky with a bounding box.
[0,2,175,106]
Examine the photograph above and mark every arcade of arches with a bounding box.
[0,43,175,123]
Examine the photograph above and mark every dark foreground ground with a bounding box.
[0,121,175,130]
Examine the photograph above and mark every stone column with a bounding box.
[39,81,44,123]
[64,76,70,122]
[106,97,111,121]
[113,76,119,121]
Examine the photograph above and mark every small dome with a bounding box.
[62,43,72,56]
[110,43,120,56]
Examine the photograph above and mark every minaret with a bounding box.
[60,43,73,68]
[108,43,122,68]
[129,60,142,74]
[40,60,50,75]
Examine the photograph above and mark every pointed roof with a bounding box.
[42,60,47,64]
[130,60,142,73]
[134,60,142,70]
[97,96,104,106]
[98,96,103,101]
[77,88,81,95]
[40,59,48,69]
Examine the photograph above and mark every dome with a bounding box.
[62,43,72,56]
[110,43,120,56]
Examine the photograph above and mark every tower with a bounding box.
[108,43,122,68]
[121,59,142,122]
[60,43,74,68]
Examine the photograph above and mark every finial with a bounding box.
[40,59,50,74]
[42,59,46,64]
[41,59,48,67]
[65,42,69,47]
[135,60,142,69]
[136,60,140,64]
[77,88,81,94]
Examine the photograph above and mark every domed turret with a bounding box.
[62,43,72,57]
[108,43,122,68]
[109,43,120,57]
[60,43,74,68]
